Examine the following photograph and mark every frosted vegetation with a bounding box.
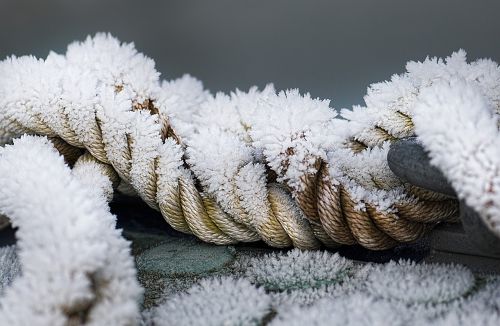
[146,277,271,326]
[2,246,498,325]
[139,249,499,326]
[1,33,500,324]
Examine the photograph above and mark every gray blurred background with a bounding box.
[1,0,499,109]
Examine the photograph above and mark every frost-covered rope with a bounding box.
[0,136,141,325]
[3,34,498,250]
[413,79,500,238]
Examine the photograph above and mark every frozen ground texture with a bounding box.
[140,248,499,326]
[2,241,499,326]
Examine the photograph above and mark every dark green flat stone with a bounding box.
[136,238,235,277]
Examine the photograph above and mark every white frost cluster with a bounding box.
[136,249,499,326]
[0,33,160,144]
[344,50,500,140]
[243,249,354,291]
[0,136,141,326]
[180,85,340,228]
[328,143,407,212]
[186,127,254,220]
[148,277,271,326]
[237,249,360,306]
[166,85,349,247]
[248,89,339,192]
[269,272,498,326]
[65,33,161,103]
[253,252,497,325]
[270,293,410,326]
[0,32,203,184]
[157,74,210,141]
[433,277,500,326]
[365,260,474,304]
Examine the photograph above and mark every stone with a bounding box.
[387,137,456,197]
[135,238,235,277]
[460,201,500,256]
[388,137,500,259]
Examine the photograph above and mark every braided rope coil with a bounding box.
[0,34,461,250]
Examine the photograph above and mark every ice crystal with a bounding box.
[149,277,271,326]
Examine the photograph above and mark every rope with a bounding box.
[0,35,460,250]
[0,136,141,325]
[1,95,458,250]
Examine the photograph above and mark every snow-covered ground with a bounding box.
[2,244,499,326]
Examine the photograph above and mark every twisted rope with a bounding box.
[2,93,458,250]
[0,34,460,250]
[286,113,458,249]
[0,136,141,325]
